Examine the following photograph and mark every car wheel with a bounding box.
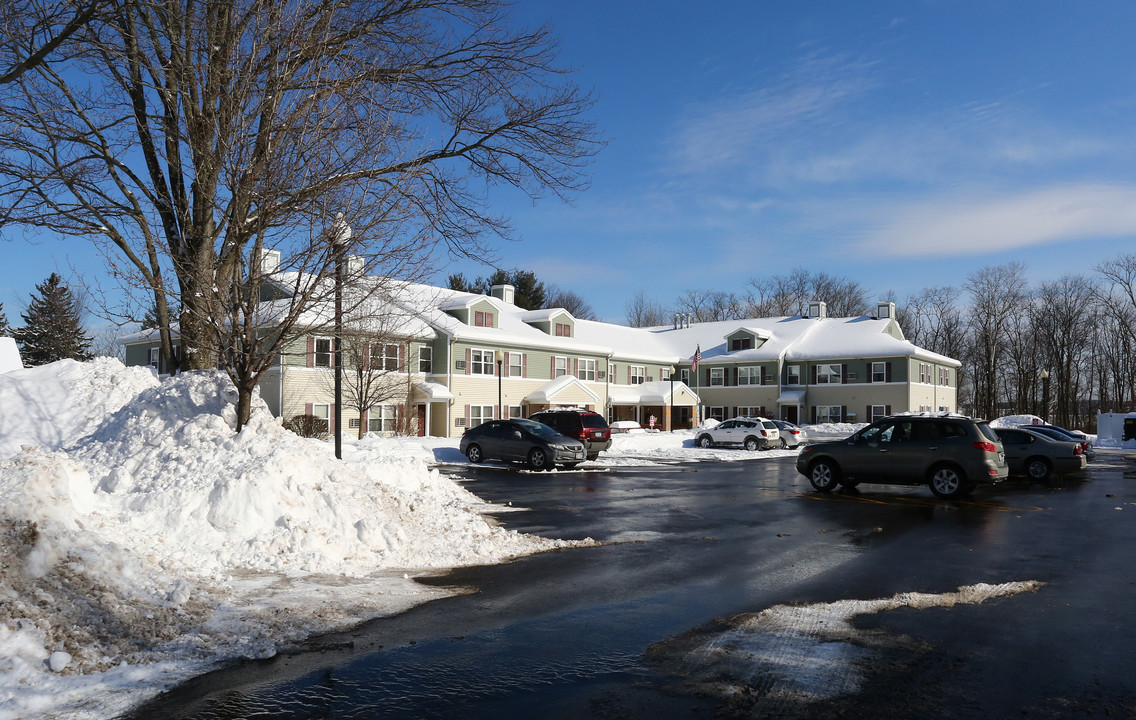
[528,448,549,470]
[1026,457,1052,481]
[744,437,760,451]
[929,464,968,498]
[808,460,841,492]
[466,444,483,463]
[697,434,713,449]
[780,438,788,449]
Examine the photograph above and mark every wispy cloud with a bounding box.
[860,184,1136,256]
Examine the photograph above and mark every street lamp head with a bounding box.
[495,349,505,363]
[1040,369,1049,379]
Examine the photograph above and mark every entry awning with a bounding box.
[413,381,455,401]
[609,381,699,407]
[778,389,806,404]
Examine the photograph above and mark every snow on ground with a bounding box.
[0,357,867,720]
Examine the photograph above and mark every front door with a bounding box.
[783,405,798,424]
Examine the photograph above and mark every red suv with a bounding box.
[528,409,612,461]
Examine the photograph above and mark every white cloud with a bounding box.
[861,184,1136,256]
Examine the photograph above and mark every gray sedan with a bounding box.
[993,427,1087,481]
[460,418,586,470]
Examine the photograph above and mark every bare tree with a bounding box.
[674,289,744,322]
[1095,253,1136,409]
[625,290,670,328]
[963,262,1028,420]
[745,268,870,318]
[0,0,110,85]
[0,0,600,427]
[545,285,596,320]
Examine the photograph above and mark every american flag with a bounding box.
[692,344,701,372]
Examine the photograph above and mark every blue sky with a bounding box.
[3,1,1136,327]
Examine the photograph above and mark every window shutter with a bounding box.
[551,358,556,378]
[307,337,315,368]
[841,364,848,384]
[732,367,738,386]
[329,403,336,433]
[885,404,892,415]
[503,352,510,377]
[811,406,817,424]
[841,405,847,422]
[305,402,313,416]
[886,362,892,382]
[812,365,818,384]
[465,404,471,426]
[465,348,471,375]
[523,353,528,378]
[398,344,405,372]
[867,405,872,422]
[574,358,579,376]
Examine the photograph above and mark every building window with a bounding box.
[608,363,616,383]
[738,406,764,418]
[787,365,800,385]
[709,406,727,421]
[872,362,887,383]
[368,405,397,433]
[661,367,672,380]
[919,363,932,384]
[578,358,596,381]
[816,364,842,384]
[555,322,572,337]
[371,342,399,371]
[469,405,494,427]
[148,347,159,366]
[349,418,361,429]
[474,310,495,328]
[508,405,523,419]
[680,369,689,384]
[314,338,332,367]
[509,352,523,377]
[738,367,760,386]
[554,356,568,378]
[939,367,950,386]
[418,345,433,373]
[470,348,495,375]
[311,403,330,433]
[710,368,725,386]
[730,337,753,351]
[815,405,842,423]
[629,366,646,385]
[871,404,888,422]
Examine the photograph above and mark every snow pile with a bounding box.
[990,414,1045,428]
[0,337,21,375]
[0,360,583,720]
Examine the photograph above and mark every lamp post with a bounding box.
[1041,369,1050,422]
[496,349,505,419]
[332,213,351,460]
[668,365,675,431]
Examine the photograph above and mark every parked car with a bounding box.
[696,417,780,451]
[771,420,806,449]
[528,409,613,460]
[796,414,1008,498]
[460,418,586,470]
[1016,424,1095,461]
[992,427,1087,480]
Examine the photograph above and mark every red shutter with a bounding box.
[522,353,527,378]
[573,358,579,376]
[503,352,510,377]
[885,404,892,416]
[465,404,471,426]
[465,348,471,375]
[305,402,313,416]
[307,337,315,368]
[398,344,405,372]
[551,358,556,378]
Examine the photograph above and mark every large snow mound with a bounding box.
[0,359,583,720]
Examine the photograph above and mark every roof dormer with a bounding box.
[520,308,575,337]
[724,327,770,352]
[439,294,499,328]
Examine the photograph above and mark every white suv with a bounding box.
[696,417,780,451]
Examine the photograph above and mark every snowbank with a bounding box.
[0,360,583,720]
[0,337,21,375]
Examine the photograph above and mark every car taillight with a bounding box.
[761,429,768,436]
[974,441,998,453]
[1074,445,1083,455]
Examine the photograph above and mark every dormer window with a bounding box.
[730,337,753,351]
[555,322,572,337]
[474,310,495,328]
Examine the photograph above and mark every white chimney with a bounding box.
[491,284,515,305]
[876,301,895,320]
[260,248,280,274]
[808,301,827,319]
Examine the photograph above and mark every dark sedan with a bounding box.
[1021,424,1096,461]
[993,427,1086,480]
[460,418,586,470]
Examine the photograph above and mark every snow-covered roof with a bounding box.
[0,337,23,374]
[524,375,601,404]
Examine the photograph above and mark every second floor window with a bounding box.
[872,362,887,383]
[371,343,399,371]
[474,310,495,328]
[555,322,572,337]
[608,363,616,382]
[470,348,494,375]
[710,368,725,386]
[787,365,800,385]
[816,364,841,384]
[578,358,596,381]
[553,356,568,377]
[939,367,950,386]
[314,338,332,367]
[418,346,433,373]
[509,352,523,377]
[730,337,753,351]
[629,366,645,384]
[738,367,760,386]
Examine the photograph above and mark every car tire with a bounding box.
[528,448,549,470]
[929,464,968,498]
[1026,457,1052,481]
[466,444,483,463]
[697,434,714,449]
[808,459,841,492]
[744,437,760,451]
[779,438,788,449]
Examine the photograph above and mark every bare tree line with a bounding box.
[627,257,1136,431]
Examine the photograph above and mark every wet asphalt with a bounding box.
[126,451,1136,719]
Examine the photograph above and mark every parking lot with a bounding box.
[131,451,1136,719]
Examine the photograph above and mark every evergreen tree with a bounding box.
[0,302,10,336]
[15,273,92,366]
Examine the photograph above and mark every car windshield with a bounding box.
[519,419,559,437]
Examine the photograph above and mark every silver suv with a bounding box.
[796,414,1008,498]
